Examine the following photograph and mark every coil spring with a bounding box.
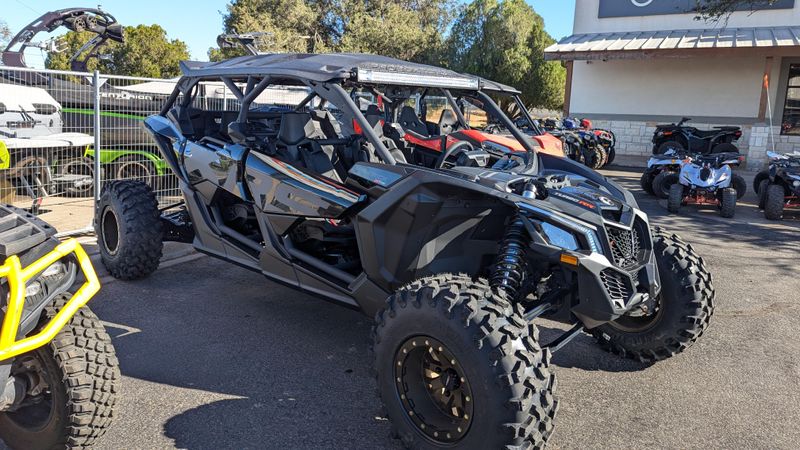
[490,216,529,300]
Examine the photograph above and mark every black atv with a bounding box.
[0,207,119,449]
[652,117,742,155]
[757,151,800,220]
[95,54,715,449]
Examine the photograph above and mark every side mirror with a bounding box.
[143,115,186,145]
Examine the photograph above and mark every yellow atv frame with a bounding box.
[0,238,99,361]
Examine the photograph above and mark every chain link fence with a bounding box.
[0,67,311,235]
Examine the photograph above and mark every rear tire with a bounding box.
[655,140,684,155]
[0,294,119,449]
[372,274,557,449]
[653,171,679,199]
[711,143,739,154]
[667,183,683,214]
[590,228,714,362]
[605,146,616,165]
[95,180,163,280]
[640,169,656,195]
[753,170,770,194]
[764,184,786,220]
[730,173,747,200]
[719,188,736,218]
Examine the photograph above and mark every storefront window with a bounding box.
[781,64,800,135]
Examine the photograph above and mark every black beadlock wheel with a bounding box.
[719,188,736,218]
[667,183,683,214]
[652,171,679,199]
[730,173,747,200]
[640,169,656,195]
[0,294,119,449]
[764,184,786,221]
[372,274,557,449]
[95,180,163,280]
[590,228,714,362]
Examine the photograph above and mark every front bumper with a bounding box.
[0,239,99,362]
[565,251,659,329]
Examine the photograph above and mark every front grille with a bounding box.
[605,225,642,271]
[600,269,631,303]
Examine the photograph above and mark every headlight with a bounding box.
[518,203,602,254]
[41,261,67,279]
[718,172,728,182]
[540,222,579,251]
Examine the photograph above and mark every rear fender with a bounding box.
[143,115,187,182]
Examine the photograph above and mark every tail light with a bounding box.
[663,131,674,136]
[735,131,742,138]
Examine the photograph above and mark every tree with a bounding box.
[337,0,455,64]
[446,0,565,111]
[696,0,781,19]
[209,0,454,63]
[46,24,189,78]
[210,0,334,61]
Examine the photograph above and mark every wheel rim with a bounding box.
[62,159,94,193]
[101,207,120,256]
[609,296,665,332]
[116,160,152,185]
[394,336,474,444]
[4,351,55,431]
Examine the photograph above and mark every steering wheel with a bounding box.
[436,141,475,169]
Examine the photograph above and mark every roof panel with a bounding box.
[545,26,800,59]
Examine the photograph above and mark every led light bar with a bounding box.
[357,69,480,89]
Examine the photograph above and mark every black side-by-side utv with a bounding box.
[95,53,714,448]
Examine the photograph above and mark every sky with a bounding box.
[3,0,575,68]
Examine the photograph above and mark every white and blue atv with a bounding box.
[643,148,746,199]
[667,152,744,218]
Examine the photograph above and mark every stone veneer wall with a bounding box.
[588,120,800,170]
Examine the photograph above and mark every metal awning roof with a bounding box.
[545,26,800,60]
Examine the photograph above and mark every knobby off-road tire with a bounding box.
[95,180,163,280]
[590,228,714,362]
[372,274,557,449]
[719,188,737,218]
[652,171,678,199]
[753,170,770,194]
[731,173,747,200]
[764,184,786,220]
[758,179,770,210]
[0,294,119,449]
[667,183,683,214]
[640,170,656,195]
[655,140,684,155]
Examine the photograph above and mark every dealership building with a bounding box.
[545,0,800,167]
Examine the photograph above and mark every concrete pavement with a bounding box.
[13,165,799,449]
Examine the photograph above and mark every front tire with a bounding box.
[655,140,684,155]
[753,170,770,194]
[0,295,119,449]
[95,180,163,280]
[590,228,714,362]
[372,274,557,449]
[719,187,736,218]
[758,179,770,210]
[667,183,683,214]
[764,184,786,220]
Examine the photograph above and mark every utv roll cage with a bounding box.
[157,54,540,176]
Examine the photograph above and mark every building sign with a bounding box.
[598,0,795,18]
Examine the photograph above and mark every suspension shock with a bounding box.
[490,215,529,300]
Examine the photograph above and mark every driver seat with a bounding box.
[276,112,344,181]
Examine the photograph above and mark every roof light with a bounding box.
[357,69,479,89]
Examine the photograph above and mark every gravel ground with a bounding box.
[13,165,799,450]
